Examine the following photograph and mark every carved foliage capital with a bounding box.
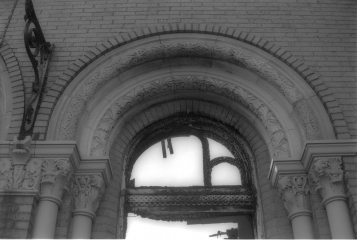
[72,175,105,214]
[40,158,73,199]
[277,175,310,215]
[0,158,42,190]
[309,157,345,200]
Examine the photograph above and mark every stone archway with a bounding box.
[43,27,346,238]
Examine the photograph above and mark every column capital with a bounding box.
[309,157,346,205]
[40,158,73,207]
[72,174,105,219]
[277,175,311,220]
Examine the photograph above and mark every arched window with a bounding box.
[131,137,242,187]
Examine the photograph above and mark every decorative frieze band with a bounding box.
[72,174,105,219]
[277,175,311,220]
[309,157,346,205]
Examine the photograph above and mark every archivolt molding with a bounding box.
[53,36,322,148]
[0,44,23,140]
[89,75,291,159]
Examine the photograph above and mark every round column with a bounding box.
[310,157,355,239]
[32,159,72,239]
[278,175,315,239]
[71,175,105,239]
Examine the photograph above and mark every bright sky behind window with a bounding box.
[127,136,242,239]
[131,136,240,187]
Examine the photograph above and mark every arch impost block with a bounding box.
[301,139,357,172]
[268,159,306,187]
[76,156,113,186]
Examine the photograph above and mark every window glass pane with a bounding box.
[211,162,241,185]
[208,138,234,160]
[131,136,203,187]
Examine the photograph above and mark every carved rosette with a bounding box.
[309,157,346,205]
[40,159,72,206]
[72,175,105,219]
[278,175,311,220]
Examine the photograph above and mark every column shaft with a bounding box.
[71,214,93,239]
[325,199,355,239]
[32,200,59,239]
[290,214,314,239]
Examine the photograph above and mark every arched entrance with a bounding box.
[122,114,258,238]
[43,27,347,238]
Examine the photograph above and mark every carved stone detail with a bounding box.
[58,41,322,149]
[90,76,291,159]
[0,158,42,190]
[10,135,31,165]
[40,158,72,200]
[0,159,13,190]
[22,158,42,190]
[278,176,311,218]
[72,175,105,214]
[309,157,346,202]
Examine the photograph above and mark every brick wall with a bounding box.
[0,0,355,138]
[0,195,38,239]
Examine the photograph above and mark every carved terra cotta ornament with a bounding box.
[40,158,72,205]
[309,157,346,203]
[0,136,42,190]
[72,175,105,217]
[89,76,291,158]
[57,39,322,153]
[278,175,311,219]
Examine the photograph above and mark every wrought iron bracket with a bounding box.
[19,0,53,140]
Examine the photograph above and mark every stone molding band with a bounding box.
[288,210,312,221]
[39,194,63,207]
[322,194,347,207]
[72,209,96,221]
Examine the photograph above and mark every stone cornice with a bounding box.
[301,139,357,171]
[269,139,357,187]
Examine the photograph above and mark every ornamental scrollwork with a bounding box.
[278,176,310,215]
[309,157,345,200]
[20,0,53,139]
[72,175,105,213]
[0,158,42,191]
[0,159,13,190]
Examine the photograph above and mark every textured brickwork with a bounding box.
[0,195,38,239]
[0,0,355,139]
